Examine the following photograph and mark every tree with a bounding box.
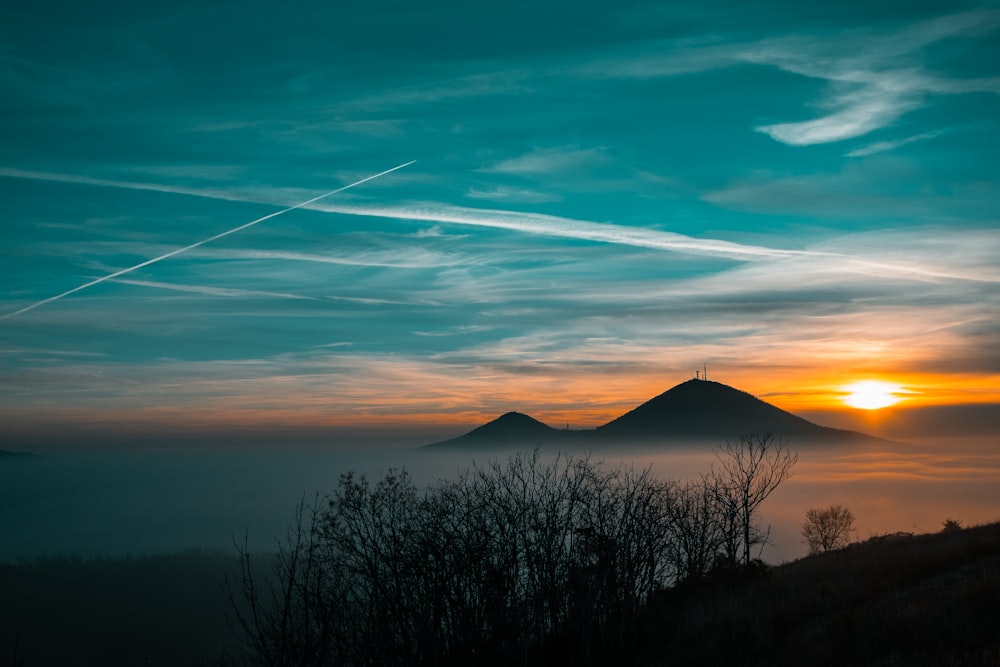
[709,433,797,566]
[801,505,855,554]
[663,480,726,582]
[226,454,681,665]
[941,518,963,533]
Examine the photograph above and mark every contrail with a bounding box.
[0,160,415,320]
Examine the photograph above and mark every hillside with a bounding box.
[3,522,996,666]
[429,378,881,448]
[636,521,1000,666]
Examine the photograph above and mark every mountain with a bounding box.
[429,411,568,448]
[428,379,882,448]
[594,378,870,443]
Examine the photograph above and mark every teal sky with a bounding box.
[2,0,999,445]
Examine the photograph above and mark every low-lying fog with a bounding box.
[3,437,998,565]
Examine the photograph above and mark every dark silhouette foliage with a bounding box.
[942,517,964,533]
[708,433,797,566]
[639,520,1000,666]
[802,504,855,554]
[227,443,799,666]
[0,550,238,666]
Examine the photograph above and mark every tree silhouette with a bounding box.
[709,433,797,566]
[227,443,796,665]
[801,504,855,554]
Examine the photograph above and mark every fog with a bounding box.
[3,437,999,565]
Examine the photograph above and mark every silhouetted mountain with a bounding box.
[595,379,873,443]
[428,379,882,448]
[430,411,567,447]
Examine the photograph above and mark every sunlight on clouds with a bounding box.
[2,3,999,448]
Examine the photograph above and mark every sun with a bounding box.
[842,380,904,410]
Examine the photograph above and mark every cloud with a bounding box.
[756,83,920,145]
[744,9,1000,145]
[0,166,245,203]
[316,201,816,260]
[107,278,318,301]
[0,162,414,320]
[194,247,464,271]
[314,201,1000,286]
[465,186,561,203]
[845,129,944,157]
[702,162,1000,226]
[481,147,607,175]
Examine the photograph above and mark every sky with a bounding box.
[2,0,999,448]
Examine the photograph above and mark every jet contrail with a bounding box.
[0,160,416,320]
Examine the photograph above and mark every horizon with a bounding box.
[3,374,997,451]
[2,1,999,448]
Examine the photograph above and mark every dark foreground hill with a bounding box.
[3,522,997,666]
[636,521,1000,666]
[0,550,240,666]
[430,378,881,447]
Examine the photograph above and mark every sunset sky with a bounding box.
[2,0,999,447]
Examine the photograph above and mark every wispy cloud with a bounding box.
[0,161,415,320]
[107,277,318,301]
[316,201,816,260]
[466,186,561,203]
[846,129,945,157]
[756,82,921,145]
[0,166,245,203]
[315,201,999,285]
[196,247,464,271]
[481,147,607,175]
[746,10,1000,145]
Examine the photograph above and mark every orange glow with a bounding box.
[3,365,999,445]
[842,380,905,410]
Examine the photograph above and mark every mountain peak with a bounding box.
[428,378,881,448]
[429,411,560,447]
[595,378,841,442]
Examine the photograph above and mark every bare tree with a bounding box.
[709,433,797,566]
[664,480,726,582]
[801,505,855,554]
[225,495,342,667]
[226,451,726,665]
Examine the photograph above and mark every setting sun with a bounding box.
[843,380,904,410]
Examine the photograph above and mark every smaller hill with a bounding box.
[429,412,566,448]
[427,379,883,448]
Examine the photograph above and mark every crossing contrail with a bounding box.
[0,160,416,320]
